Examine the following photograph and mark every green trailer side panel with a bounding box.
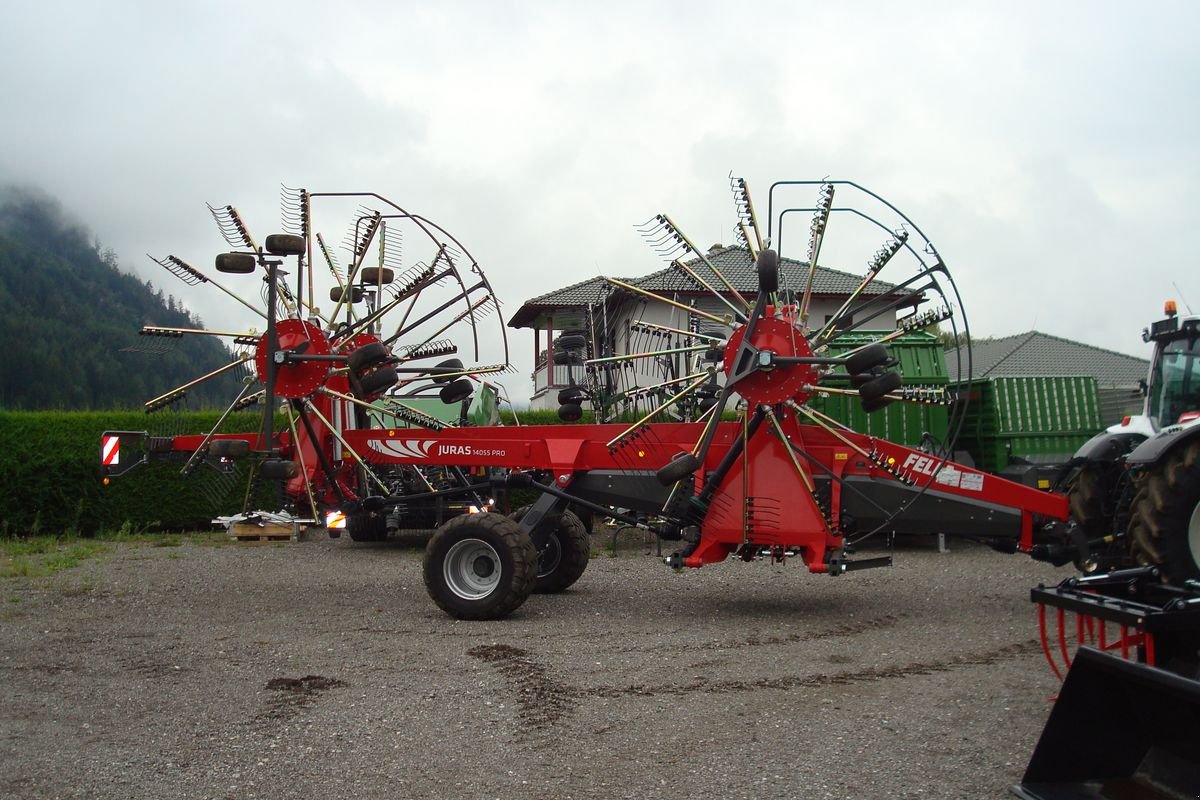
[951,376,1103,473]
[821,331,949,384]
[814,330,950,448]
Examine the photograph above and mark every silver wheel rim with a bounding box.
[1188,500,1200,571]
[444,538,501,600]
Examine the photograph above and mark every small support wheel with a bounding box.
[347,512,388,542]
[347,342,390,374]
[423,513,538,620]
[845,344,889,375]
[509,507,591,593]
[859,371,901,401]
[657,452,700,486]
[209,438,250,458]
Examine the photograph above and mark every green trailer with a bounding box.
[812,331,950,449]
[951,375,1103,486]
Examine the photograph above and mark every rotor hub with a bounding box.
[723,315,818,407]
[255,318,332,399]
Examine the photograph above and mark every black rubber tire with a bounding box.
[347,512,388,542]
[756,249,779,294]
[209,438,250,458]
[358,367,398,397]
[347,342,389,374]
[215,252,256,274]
[509,507,590,594]
[859,371,901,401]
[265,233,306,256]
[657,452,700,485]
[558,402,583,422]
[1126,439,1200,584]
[440,378,473,405]
[329,285,364,304]
[430,358,464,383]
[861,395,892,413]
[553,352,584,366]
[570,505,596,534]
[423,513,538,620]
[849,372,874,389]
[558,387,586,405]
[703,347,725,363]
[259,458,299,480]
[556,334,587,351]
[359,267,394,284]
[845,344,889,375]
[1067,464,1108,539]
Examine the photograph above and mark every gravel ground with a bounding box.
[0,529,1075,800]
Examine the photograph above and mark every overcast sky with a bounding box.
[2,1,1197,401]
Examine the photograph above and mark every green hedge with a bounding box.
[0,407,738,537]
[0,410,273,537]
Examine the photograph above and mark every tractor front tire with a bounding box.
[423,513,538,620]
[1127,440,1200,584]
[509,507,590,594]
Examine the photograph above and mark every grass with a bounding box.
[0,528,230,579]
[0,537,108,578]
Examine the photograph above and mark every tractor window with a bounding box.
[1149,335,1200,426]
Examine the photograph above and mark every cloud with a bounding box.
[2,0,1198,403]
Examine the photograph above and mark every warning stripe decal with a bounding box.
[101,435,120,466]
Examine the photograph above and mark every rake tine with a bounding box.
[179,379,257,476]
[605,374,708,448]
[654,213,752,312]
[144,356,253,412]
[729,174,764,252]
[797,182,835,330]
[207,203,257,251]
[813,229,910,344]
[279,185,310,238]
[671,259,748,323]
[605,278,733,328]
[149,254,267,321]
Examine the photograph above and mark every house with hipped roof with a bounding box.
[946,331,1150,423]
[506,245,914,409]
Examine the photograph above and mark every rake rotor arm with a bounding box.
[149,255,268,321]
[143,355,252,412]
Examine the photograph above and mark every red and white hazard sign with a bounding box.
[101,435,120,466]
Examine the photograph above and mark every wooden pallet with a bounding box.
[228,522,301,542]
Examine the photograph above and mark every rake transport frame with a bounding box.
[102,179,1078,622]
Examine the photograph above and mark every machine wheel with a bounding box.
[209,438,250,457]
[347,512,388,542]
[657,452,700,485]
[509,507,590,594]
[347,342,389,374]
[859,371,901,401]
[358,367,398,397]
[259,458,299,480]
[423,513,538,619]
[1127,440,1200,584]
[845,344,889,375]
[359,266,394,284]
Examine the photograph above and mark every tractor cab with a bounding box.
[1111,301,1200,439]
[1145,307,1200,430]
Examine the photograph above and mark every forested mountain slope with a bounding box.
[0,188,244,409]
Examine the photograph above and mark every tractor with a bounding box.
[1061,301,1200,581]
